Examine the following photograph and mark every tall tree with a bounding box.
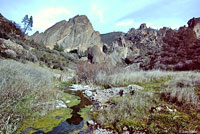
[21,15,33,34]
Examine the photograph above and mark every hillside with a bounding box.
[100,32,124,45]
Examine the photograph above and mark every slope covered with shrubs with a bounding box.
[0,59,62,133]
[0,13,71,71]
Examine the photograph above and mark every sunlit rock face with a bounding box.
[29,15,102,55]
[188,17,200,39]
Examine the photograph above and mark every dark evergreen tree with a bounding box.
[21,15,33,34]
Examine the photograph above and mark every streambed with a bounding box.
[18,87,92,134]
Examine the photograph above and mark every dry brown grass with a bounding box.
[91,69,200,132]
[161,72,200,106]
[76,61,200,106]
[75,61,120,84]
[0,59,60,133]
[94,92,153,126]
[99,69,200,106]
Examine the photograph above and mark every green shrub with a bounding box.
[53,43,64,52]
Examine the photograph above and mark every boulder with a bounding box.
[0,38,24,58]
[87,120,95,126]
[87,45,105,63]
[125,47,140,64]
[4,49,16,58]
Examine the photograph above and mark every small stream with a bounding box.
[33,89,92,134]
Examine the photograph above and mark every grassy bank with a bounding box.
[0,59,61,133]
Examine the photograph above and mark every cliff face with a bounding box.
[29,15,102,54]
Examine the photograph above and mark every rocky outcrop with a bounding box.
[188,17,200,39]
[0,13,24,39]
[0,38,24,58]
[2,12,200,71]
[103,19,200,71]
[88,45,105,63]
[122,20,200,71]
[29,15,103,55]
[104,23,167,69]
[160,26,200,70]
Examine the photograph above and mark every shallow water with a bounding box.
[33,89,92,134]
[33,121,84,134]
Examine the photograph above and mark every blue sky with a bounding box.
[0,0,199,35]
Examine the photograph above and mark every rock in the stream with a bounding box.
[65,100,70,104]
[88,84,145,112]
[128,84,144,90]
[56,100,67,109]
[92,128,114,134]
[85,90,93,97]
[69,84,93,91]
[87,120,95,126]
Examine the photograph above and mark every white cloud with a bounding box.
[91,3,104,23]
[97,10,104,24]
[116,20,134,27]
[33,7,71,32]
[115,20,143,28]
[114,20,165,32]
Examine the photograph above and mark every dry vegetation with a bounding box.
[77,63,200,106]
[95,92,153,126]
[76,62,200,133]
[99,70,200,105]
[75,61,120,84]
[0,60,61,133]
